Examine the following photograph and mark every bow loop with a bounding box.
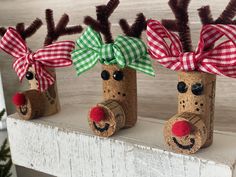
[72,27,155,76]
[147,19,236,78]
[0,27,74,92]
[147,20,183,59]
[76,27,103,50]
[114,36,145,65]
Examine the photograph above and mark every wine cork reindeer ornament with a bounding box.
[0,10,83,120]
[147,0,236,154]
[72,0,155,137]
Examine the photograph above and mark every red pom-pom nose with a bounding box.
[172,120,191,137]
[90,106,105,123]
[12,93,26,106]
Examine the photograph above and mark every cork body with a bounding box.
[88,64,137,137]
[102,65,137,128]
[178,71,216,147]
[16,67,60,120]
[163,71,216,154]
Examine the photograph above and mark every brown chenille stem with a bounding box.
[161,19,179,32]
[119,13,146,38]
[84,0,120,43]
[21,18,43,40]
[44,9,83,46]
[198,0,236,51]
[162,0,193,52]
[0,27,7,37]
[0,18,42,40]
[215,0,236,24]
[16,23,25,36]
[197,6,214,25]
[119,19,130,36]
[198,0,236,25]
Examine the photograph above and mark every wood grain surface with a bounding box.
[7,106,236,177]
[1,0,236,133]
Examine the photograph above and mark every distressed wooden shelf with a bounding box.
[7,103,236,177]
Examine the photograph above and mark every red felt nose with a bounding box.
[172,120,191,137]
[12,93,26,106]
[90,106,105,123]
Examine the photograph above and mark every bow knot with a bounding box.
[25,52,35,65]
[72,27,155,76]
[179,52,197,71]
[0,27,75,92]
[99,43,114,64]
[147,20,236,78]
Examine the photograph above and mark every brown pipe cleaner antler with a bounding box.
[84,0,120,43]
[161,0,192,52]
[198,0,236,25]
[44,9,83,46]
[119,13,146,38]
[0,18,43,40]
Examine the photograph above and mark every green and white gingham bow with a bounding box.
[72,27,155,76]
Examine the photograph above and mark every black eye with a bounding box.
[113,71,123,81]
[101,70,110,80]
[191,83,204,96]
[177,81,188,93]
[25,71,34,80]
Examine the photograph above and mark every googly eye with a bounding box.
[25,71,34,80]
[177,81,188,93]
[191,83,204,96]
[101,70,110,80]
[113,71,123,81]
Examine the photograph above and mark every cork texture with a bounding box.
[18,66,61,119]
[16,90,45,120]
[88,100,126,137]
[102,64,137,128]
[164,112,207,154]
[177,71,216,147]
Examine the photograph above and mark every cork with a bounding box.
[16,90,45,120]
[88,100,126,137]
[177,71,216,148]
[41,82,60,116]
[18,66,60,120]
[102,64,137,128]
[164,112,207,154]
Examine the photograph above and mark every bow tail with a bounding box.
[199,63,236,78]
[34,64,55,92]
[128,55,155,76]
[12,57,29,82]
[71,49,99,76]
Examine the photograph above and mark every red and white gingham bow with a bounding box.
[0,27,74,91]
[147,20,236,78]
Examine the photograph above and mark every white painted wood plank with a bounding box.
[0,72,6,117]
[0,72,7,129]
[7,103,236,177]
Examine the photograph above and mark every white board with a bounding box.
[0,72,6,118]
[0,72,7,130]
[7,104,236,177]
